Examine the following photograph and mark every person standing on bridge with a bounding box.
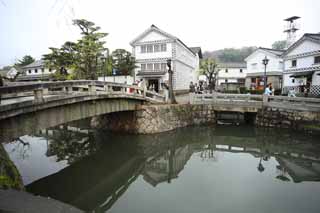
[264,83,272,96]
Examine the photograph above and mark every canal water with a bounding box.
[1,120,320,213]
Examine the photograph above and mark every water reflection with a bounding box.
[2,123,320,212]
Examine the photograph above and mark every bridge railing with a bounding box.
[191,92,320,111]
[265,95,320,111]
[0,80,165,104]
[191,93,263,104]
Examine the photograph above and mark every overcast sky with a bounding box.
[0,0,320,67]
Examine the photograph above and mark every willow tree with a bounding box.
[199,58,220,92]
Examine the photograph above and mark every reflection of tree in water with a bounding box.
[46,125,97,164]
[7,137,31,160]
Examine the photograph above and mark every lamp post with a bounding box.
[262,56,269,91]
[167,59,177,104]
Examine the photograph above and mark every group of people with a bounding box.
[189,81,207,94]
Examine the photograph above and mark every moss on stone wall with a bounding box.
[0,144,24,190]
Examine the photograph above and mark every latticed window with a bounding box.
[141,45,146,53]
[154,44,160,52]
[147,45,153,53]
[161,44,167,52]
[161,63,167,71]
[141,64,146,71]
[154,63,160,70]
[147,63,153,70]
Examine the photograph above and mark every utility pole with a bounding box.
[167,59,177,104]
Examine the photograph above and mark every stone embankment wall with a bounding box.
[97,104,216,134]
[256,107,320,130]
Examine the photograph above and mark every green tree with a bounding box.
[73,19,108,80]
[271,40,287,50]
[43,42,77,80]
[203,47,256,63]
[111,49,137,76]
[15,55,35,67]
[43,19,108,80]
[199,58,220,91]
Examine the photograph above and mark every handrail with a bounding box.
[190,92,320,110]
[0,80,165,104]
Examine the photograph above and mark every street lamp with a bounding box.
[262,56,269,91]
[167,59,177,104]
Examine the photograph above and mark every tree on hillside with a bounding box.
[199,58,220,92]
[15,55,35,67]
[203,47,256,63]
[43,19,108,80]
[111,49,137,76]
[272,40,287,50]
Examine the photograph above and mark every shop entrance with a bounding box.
[147,79,159,92]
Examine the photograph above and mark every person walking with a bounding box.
[189,81,195,93]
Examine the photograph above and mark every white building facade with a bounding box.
[282,33,320,96]
[19,60,56,81]
[245,48,284,90]
[130,25,202,92]
[216,62,247,91]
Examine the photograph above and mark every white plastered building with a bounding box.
[130,25,202,93]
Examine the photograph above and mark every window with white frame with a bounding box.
[240,69,243,73]
[161,44,167,52]
[141,64,146,71]
[154,63,160,70]
[291,59,297,67]
[154,44,160,52]
[147,45,153,53]
[314,55,320,64]
[147,63,153,70]
[141,45,146,53]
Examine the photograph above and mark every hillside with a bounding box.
[203,46,257,63]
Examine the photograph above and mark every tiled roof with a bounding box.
[305,33,320,41]
[258,47,285,56]
[189,47,203,58]
[22,60,44,69]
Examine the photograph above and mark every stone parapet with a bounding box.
[256,107,320,130]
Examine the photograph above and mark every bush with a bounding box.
[239,87,247,94]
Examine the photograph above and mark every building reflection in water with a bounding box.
[2,123,320,212]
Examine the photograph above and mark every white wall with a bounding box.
[25,67,55,75]
[283,39,320,87]
[284,56,316,70]
[175,60,193,90]
[218,68,246,78]
[98,75,134,84]
[246,50,283,74]
[134,42,173,60]
[139,31,169,43]
[287,40,320,56]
